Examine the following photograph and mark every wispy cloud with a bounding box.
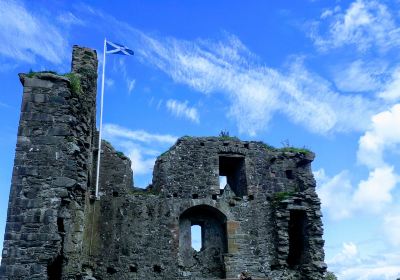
[166,99,199,123]
[103,123,177,144]
[332,59,386,92]
[0,101,11,109]
[57,12,84,27]
[0,0,68,64]
[102,123,178,186]
[105,78,114,88]
[76,4,390,136]
[133,32,382,135]
[378,68,400,101]
[310,0,400,52]
[127,78,136,94]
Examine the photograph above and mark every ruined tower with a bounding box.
[0,46,326,280]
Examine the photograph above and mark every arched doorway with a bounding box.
[179,205,227,278]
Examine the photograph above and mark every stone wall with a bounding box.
[82,137,326,280]
[0,46,97,280]
[0,46,326,280]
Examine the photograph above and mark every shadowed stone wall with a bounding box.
[0,46,97,280]
[0,46,326,280]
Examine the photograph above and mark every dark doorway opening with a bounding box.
[47,254,63,280]
[287,210,308,266]
[219,155,247,197]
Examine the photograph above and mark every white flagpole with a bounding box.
[95,38,107,199]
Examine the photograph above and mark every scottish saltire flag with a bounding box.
[106,41,134,56]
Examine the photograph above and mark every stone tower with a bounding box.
[0,46,326,280]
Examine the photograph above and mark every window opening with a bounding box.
[219,176,227,189]
[191,224,202,251]
[153,265,162,273]
[285,170,294,179]
[219,155,247,196]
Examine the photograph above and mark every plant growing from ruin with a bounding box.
[324,271,337,280]
[280,139,311,155]
[63,73,82,95]
[272,191,295,202]
[116,151,126,158]
[26,70,58,78]
[218,130,239,141]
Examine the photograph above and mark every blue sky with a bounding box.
[1,0,400,279]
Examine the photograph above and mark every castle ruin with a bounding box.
[0,46,326,280]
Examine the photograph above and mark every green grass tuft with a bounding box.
[116,151,125,158]
[63,73,82,95]
[280,147,311,155]
[272,191,295,202]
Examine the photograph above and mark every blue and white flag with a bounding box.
[106,41,134,56]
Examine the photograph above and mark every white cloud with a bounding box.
[316,166,398,218]
[337,252,400,280]
[383,212,400,247]
[316,169,353,220]
[328,243,400,280]
[357,104,400,168]
[352,166,398,213]
[0,0,68,64]
[126,148,156,176]
[166,99,200,123]
[378,68,400,101]
[103,123,177,145]
[333,59,385,92]
[329,242,359,265]
[311,0,400,52]
[317,105,400,219]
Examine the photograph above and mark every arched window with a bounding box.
[179,205,227,278]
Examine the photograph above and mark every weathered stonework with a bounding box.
[0,46,326,280]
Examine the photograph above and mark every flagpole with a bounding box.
[95,38,107,199]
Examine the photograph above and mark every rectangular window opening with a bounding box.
[219,176,227,189]
[219,155,247,197]
[287,210,308,266]
[191,224,203,251]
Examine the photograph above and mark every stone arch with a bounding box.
[179,205,227,278]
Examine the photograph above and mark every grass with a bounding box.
[262,143,275,150]
[272,191,295,203]
[279,139,311,155]
[159,150,169,157]
[63,73,82,95]
[26,70,57,78]
[218,130,240,141]
[279,147,311,155]
[25,70,82,96]
[116,151,125,158]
